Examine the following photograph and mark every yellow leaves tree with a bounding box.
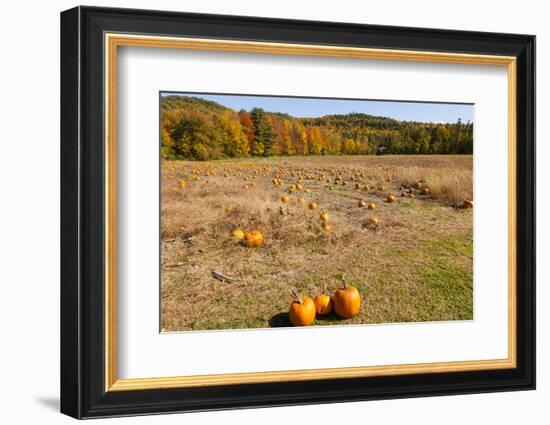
[342,138,357,154]
[219,110,250,157]
[282,119,295,155]
[327,132,342,155]
[309,126,323,155]
[291,121,308,155]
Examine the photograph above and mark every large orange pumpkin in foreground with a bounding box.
[243,230,265,248]
[333,275,361,319]
[289,290,316,326]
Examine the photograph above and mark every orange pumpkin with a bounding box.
[358,200,366,208]
[243,230,265,248]
[281,195,290,203]
[232,229,245,240]
[369,216,379,225]
[321,222,332,233]
[386,194,396,203]
[314,294,333,315]
[320,211,329,222]
[289,290,316,326]
[333,275,361,318]
[308,202,317,210]
[463,200,474,209]
[297,197,306,205]
[367,202,376,210]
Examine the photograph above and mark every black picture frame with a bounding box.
[61,5,535,419]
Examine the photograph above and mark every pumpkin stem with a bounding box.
[340,273,349,290]
[291,289,303,304]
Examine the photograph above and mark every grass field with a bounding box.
[160,155,473,332]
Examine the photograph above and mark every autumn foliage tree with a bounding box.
[161,95,473,160]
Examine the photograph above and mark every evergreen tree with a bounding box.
[250,108,276,156]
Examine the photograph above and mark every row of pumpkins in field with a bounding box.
[230,187,388,244]
[278,180,383,231]
[172,162,474,210]
[289,275,361,326]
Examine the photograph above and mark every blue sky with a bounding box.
[162,92,473,124]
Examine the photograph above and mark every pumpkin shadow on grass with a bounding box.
[268,312,292,328]
[268,311,345,328]
[314,311,346,324]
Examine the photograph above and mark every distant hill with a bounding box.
[160,95,473,161]
[161,95,228,115]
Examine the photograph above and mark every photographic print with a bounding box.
[160,93,474,332]
[61,9,535,417]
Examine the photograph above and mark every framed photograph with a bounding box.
[60,6,535,419]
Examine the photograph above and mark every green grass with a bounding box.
[370,231,473,322]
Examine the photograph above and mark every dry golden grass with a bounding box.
[396,166,472,206]
[161,155,473,331]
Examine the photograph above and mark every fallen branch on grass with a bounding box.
[211,270,236,283]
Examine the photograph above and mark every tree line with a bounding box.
[161,95,473,161]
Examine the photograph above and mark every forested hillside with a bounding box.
[161,95,473,161]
